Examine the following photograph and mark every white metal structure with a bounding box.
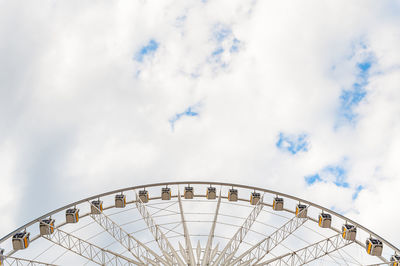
[0,181,399,265]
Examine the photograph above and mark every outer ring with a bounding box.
[1,180,398,257]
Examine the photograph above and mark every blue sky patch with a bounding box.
[276,133,309,154]
[169,104,200,131]
[134,39,159,62]
[352,185,363,200]
[305,174,322,185]
[337,43,374,125]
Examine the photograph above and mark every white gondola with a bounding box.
[342,224,357,241]
[250,192,261,205]
[296,204,307,218]
[115,194,126,208]
[228,188,238,201]
[184,186,194,199]
[162,187,171,200]
[139,190,149,203]
[366,238,383,256]
[206,186,216,199]
[91,200,103,214]
[0,248,4,265]
[66,208,79,223]
[12,232,30,250]
[390,255,400,266]
[318,213,331,228]
[273,197,284,211]
[39,218,55,235]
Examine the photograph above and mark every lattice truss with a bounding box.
[0,183,397,266]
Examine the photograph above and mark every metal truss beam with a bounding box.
[201,190,222,266]
[42,227,140,265]
[0,256,57,266]
[177,191,196,266]
[256,233,353,266]
[89,202,167,265]
[212,195,264,266]
[231,206,309,265]
[134,192,186,266]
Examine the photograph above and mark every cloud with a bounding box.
[1,0,400,252]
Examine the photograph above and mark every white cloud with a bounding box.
[1,0,400,252]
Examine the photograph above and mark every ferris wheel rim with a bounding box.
[1,180,398,261]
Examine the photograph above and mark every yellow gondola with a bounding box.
[318,213,331,228]
[342,224,357,241]
[390,255,400,266]
[250,192,260,205]
[184,186,194,199]
[161,187,171,200]
[228,188,238,201]
[39,219,55,235]
[273,197,284,211]
[66,208,79,223]
[206,187,216,200]
[12,232,30,250]
[296,204,307,218]
[115,194,126,208]
[366,238,383,256]
[91,200,103,214]
[139,190,149,203]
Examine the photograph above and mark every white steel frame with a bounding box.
[1,181,398,266]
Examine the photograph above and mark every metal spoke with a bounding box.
[88,201,167,265]
[1,256,58,266]
[212,194,264,265]
[177,190,196,266]
[134,191,186,266]
[42,227,140,265]
[231,206,309,265]
[201,190,222,266]
[256,233,353,266]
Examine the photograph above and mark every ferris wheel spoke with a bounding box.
[201,190,222,266]
[134,191,186,266]
[1,256,58,266]
[256,233,353,266]
[231,206,309,265]
[42,227,141,265]
[88,201,167,265]
[177,190,196,266]
[212,194,265,266]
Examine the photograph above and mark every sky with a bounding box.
[1,0,400,249]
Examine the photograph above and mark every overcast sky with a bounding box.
[1,0,400,248]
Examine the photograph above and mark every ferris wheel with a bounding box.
[0,181,399,265]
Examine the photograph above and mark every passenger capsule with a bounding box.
[184,186,194,199]
[66,208,79,223]
[342,224,357,241]
[161,187,171,200]
[366,238,383,256]
[318,213,331,228]
[296,204,307,218]
[206,187,216,200]
[250,192,261,205]
[115,194,126,208]
[0,248,4,265]
[228,189,238,201]
[390,255,400,266]
[273,197,284,211]
[12,232,30,250]
[139,190,149,203]
[91,200,103,214]
[39,219,55,235]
